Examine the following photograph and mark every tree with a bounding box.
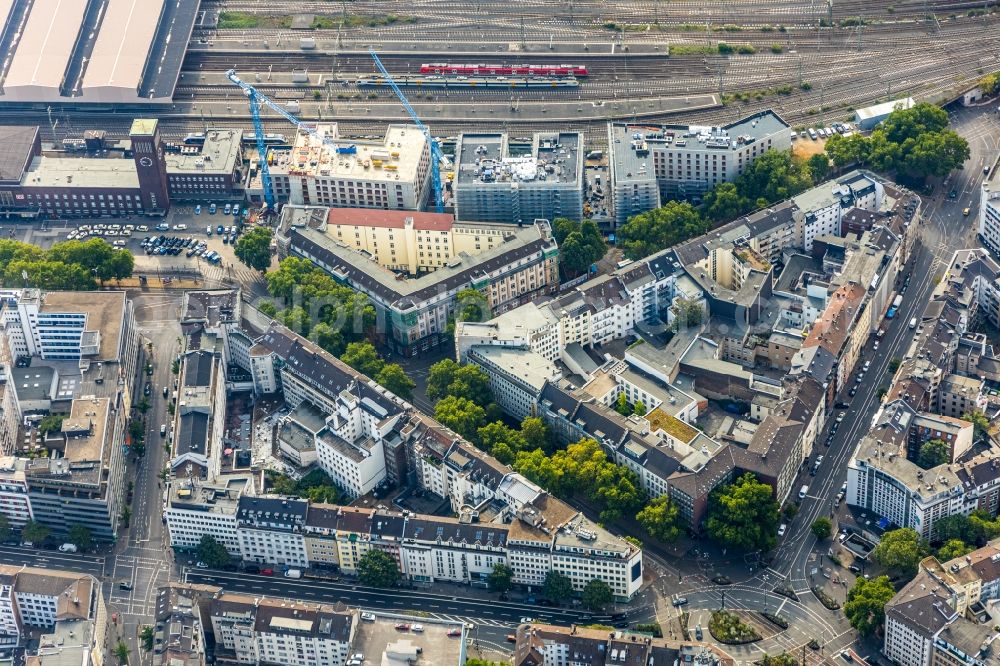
[357,550,400,587]
[21,520,50,545]
[824,132,870,168]
[68,525,93,550]
[937,539,973,562]
[341,341,385,378]
[487,562,513,593]
[734,149,814,206]
[139,626,154,652]
[48,238,133,282]
[581,579,614,611]
[555,218,607,277]
[962,410,990,439]
[872,528,927,576]
[807,153,831,181]
[234,227,274,272]
[917,439,950,469]
[671,297,704,331]
[426,359,495,405]
[615,392,631,416]
[541,571,574,603]
[637,495,682,543]
[114,640,131,665]
[758,655,797,666]
[478,422,527,465]
[455,288,491,323]
[633,400,646,417]
[0,515,11,543]
[196,534,232,568]
[981,72,1000,95]
[705,472,781,552]
[37,415,64,435]
[880,102,949,144]
[810,517,832,541]
[619,201,709,260]
[844,575,895,637]
[137,397,150,414]
[120,506,132,527]
[375,363,415,400]
[935,514,978,544]
[435,395,487,442]
[701,182,750,222]
[520,417,549,452]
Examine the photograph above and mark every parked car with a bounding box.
[195,561,208,569]
[395,624,410,631]
[260,568,274,576]
[194,205,202,215]
[58,543,78,553]
[778,524,787,537]
[119,582,133,591]
[520,617,533,624]
[361,613,376,622]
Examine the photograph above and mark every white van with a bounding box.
[799,485,809,500]
[909,317,917,329]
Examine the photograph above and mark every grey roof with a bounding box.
[0,126,38,183]
[237,495,309,521]
[175,412,209,457]
[183,350,214,387]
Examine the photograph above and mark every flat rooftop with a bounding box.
[456,131,581,186]
[353,614,465,666]
[467,345,559,391]
[610,110,789,177]
[22,155,139,190]
[855,97,915,121]
[273,123,426,184]
[37,291,126,361]
[166,129,243,176]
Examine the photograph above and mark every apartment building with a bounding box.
[246,124,430,210]
[278,207,559,356]
[0,458,32,526]
[885,554,998,666]
[979,157,1000,258]
[512,623,734,666]
[151,584,216,666]
[237,496,310,569]
[453,132,585,224]
[847,249,1000,538]
[607,110,792,226]
[210,593,354,666]
[165,478,245,555]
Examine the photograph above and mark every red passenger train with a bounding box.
[419,63,588,77]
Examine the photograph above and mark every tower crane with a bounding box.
[368,50,449,213]
[225,69,356,209]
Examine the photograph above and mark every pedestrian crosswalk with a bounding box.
[422,612,514,628]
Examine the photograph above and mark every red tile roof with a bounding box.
[326,208,454,232]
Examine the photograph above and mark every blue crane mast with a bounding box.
[368,50,448,213]
[225,69,356,209]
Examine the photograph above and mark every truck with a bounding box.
[284,569,302,579]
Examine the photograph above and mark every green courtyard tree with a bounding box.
[196,534,232,568]
[872,528,927,577]
[705,472,781,552]
[582,579,614,611]
[477,422,528,465]
[619,201,709,260]
[844,575,895,637]
[937,539,973,562]
[487,562,514,593]
[962,410,990,439]
[701,182,750,222]
[917,439,950,469]
[520,417,550,452]
[555,218,607,277]
[807,153,831,181]
[234,227,274,272]
[541,571,574,603]
[68,525,93,551]
[637,495,682,543]
[426,359,494,405]
[358,550,400,587]
[455,288,491,323]
[810,517,832,541]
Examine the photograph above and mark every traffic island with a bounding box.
[708,610,762,644]
[811,586,841,610]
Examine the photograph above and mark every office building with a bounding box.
[166,130,245,201]
[247,124,430,210]
[979,156,1000,258]
[607,110,792,226]
[453,132,584,224]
